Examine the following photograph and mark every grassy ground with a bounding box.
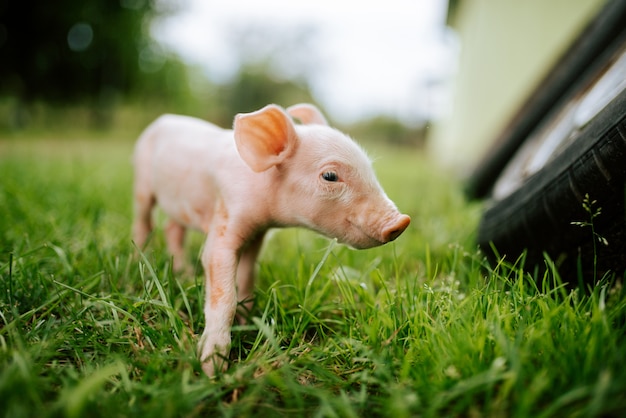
[1,133,625,417]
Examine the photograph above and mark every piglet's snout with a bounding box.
[381,214,411,243]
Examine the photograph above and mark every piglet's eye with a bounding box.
[322,171,339,182]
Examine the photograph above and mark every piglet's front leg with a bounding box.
[197,218,241,377]
[235,234,265,324]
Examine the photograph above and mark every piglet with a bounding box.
[132,103,410,376]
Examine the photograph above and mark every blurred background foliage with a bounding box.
[0,0,425,146]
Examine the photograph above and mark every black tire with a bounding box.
[477,90,626,279]
[467,0,626,281]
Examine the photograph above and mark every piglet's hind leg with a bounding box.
[132,192,154,249]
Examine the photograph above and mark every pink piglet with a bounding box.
[132,103,410,376]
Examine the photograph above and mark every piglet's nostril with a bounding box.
[382,215,411,242]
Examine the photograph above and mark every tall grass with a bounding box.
[1,136,624,417]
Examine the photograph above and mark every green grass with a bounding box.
[1,135,625,417]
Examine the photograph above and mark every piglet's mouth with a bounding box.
[345,214,410,249]
[381,214,411,242]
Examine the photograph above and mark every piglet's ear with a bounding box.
[286,103,328,126]
[234,104,298,172]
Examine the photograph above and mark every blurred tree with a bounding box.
[348,116,427,148]
[211,63,317,127]
[204,23,321,126]
[0,0,190,128]
[0,0,153,101]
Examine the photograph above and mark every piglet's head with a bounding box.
[234,104,410,249]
